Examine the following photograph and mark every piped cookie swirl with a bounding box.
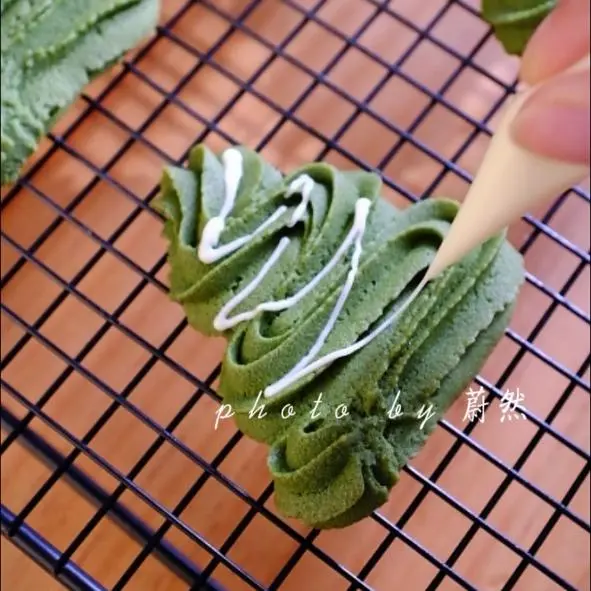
[156,144,524,528]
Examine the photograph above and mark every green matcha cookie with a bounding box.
[1,0,160,185]
[155,144,524,528]
[482,0,556,55]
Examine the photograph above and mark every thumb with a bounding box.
[511,69,590,166]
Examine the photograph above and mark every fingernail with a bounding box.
[512,71,590,165]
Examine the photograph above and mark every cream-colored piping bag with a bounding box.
[423,54,590,282]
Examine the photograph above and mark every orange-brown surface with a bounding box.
[1,1,589,590]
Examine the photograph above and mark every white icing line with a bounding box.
[213,183,370,334]
[213,237,291,331]
[264,198,372,398]
[264,276,428,398]
[198,150,316,265]
[198,149,428,399]
[201,205,288,265]
[198,148,244,264]
[287,174,315,227]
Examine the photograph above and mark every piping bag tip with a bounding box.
[422,54,590,284]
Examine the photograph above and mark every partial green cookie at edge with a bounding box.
[155,143,525,529]
[1,0,160,185]
[482,0,557,55]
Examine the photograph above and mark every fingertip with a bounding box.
[512,71,591,165]
[520,0,590,86]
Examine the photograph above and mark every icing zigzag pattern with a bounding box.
[156,144,524,528]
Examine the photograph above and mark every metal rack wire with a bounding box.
[1,1,589,590]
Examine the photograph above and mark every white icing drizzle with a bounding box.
[198,149,288,264]
[197,148,426,399]
[286,174,315,227]
[264,198,373,398]
[264,276,426,398]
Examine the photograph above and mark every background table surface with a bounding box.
[1,1,589,590]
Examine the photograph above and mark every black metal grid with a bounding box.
[1,0,589,589]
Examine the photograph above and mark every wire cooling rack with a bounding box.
[1,1,589,590]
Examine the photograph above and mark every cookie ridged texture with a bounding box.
[156,144,524,528]
[1,0,159,185]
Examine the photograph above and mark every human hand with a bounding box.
[511,0,590,165]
